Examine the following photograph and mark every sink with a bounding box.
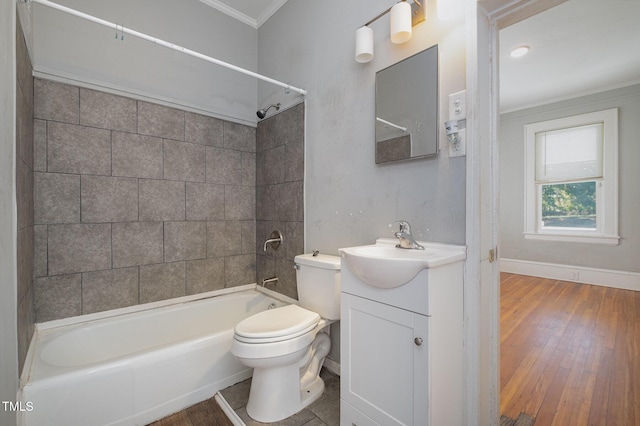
[339,238,466,289]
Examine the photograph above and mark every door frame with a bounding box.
[463,2,499,423]
[463,1,566,424]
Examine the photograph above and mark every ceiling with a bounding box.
[200,0,639,113]
[499,0,640,112]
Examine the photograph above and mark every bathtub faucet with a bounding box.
[261,277,278,287]
[392,220,425,250]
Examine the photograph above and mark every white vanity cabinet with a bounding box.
[341,293,429,425]
[339,241,465,426]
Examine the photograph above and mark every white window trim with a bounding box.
[524,108,619,245]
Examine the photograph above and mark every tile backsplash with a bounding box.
[33,79,263,321]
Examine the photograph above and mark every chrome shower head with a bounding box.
[257,103,281,119]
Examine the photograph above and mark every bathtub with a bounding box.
[19,285,291,426]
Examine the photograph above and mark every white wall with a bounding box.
[29,0,259,125]
[1,2,19,425]
[500,84,640,273]
[257,0,467,253]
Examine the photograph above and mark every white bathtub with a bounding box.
[19,285,291,426]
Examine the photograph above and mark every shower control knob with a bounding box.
[414,337,423,346]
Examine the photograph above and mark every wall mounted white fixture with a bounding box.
[355,0,425,63]
[390,1,413,44]
[445,120,460,143]
[355,26,374,63]
[446,89,467,157]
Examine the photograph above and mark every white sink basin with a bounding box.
[339,239,466,289]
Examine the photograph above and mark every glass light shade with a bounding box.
[390,1,412,44]
[355,26,374,63]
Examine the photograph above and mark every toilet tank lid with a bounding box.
[294,253,341,270]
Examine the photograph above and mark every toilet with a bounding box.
[231,253,341,423]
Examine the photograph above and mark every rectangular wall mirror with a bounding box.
[375,45,439,164]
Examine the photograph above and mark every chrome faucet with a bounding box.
[392,220,425,250]
[261,277,278,287]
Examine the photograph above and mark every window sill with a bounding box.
[523,232,620,246]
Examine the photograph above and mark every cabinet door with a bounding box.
[341,293,429,426]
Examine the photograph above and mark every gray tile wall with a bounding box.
[16,14,36,375]
[33,78,258,322]
[256,103,305,299]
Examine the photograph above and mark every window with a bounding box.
[524,108,619,245]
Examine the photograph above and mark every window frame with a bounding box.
[523,108,619,245]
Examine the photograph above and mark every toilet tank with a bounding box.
[294,253,341,320]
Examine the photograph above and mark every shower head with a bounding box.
[257,103,281,119]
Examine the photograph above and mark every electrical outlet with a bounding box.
[449,129,465,157]
[449,90,466,120]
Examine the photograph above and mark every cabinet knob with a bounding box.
[414,337,424,346]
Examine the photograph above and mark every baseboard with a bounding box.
[323,357,340,377]
[500,258,640,292]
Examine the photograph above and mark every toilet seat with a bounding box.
[234,305,320,344]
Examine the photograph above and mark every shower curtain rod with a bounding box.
[29,0,308,97]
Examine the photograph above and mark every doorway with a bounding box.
[496,0,640,423]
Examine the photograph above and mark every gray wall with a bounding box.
[28,0,258,125]
[256,103,305,300]
[1,3,19,425]
[499,84,640,272]
[16,0,467,375]
[24,0,468,254]
[4,0,469,415]
[33,79,258,322]
[16,13,36,376]
[257,0,467,253]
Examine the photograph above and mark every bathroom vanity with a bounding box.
[339,239,466,426]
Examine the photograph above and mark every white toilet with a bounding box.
[231,253,341,423]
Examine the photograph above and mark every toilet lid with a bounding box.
[235,304,320,342]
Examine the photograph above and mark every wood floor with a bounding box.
[500,273,640,425]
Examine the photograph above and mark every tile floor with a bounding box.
[220,368,340,425]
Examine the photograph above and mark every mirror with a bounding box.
[375,45,439,163]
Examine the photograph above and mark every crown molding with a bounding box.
[199,0,289,29]
[256,0,289,27]
[199,0,258,28]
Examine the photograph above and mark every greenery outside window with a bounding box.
[524,109,619,245]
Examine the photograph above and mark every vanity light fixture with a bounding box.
[355,0,425,63]
[509,45,530,58]
[355,26,375,63]
[390,1,413,44]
